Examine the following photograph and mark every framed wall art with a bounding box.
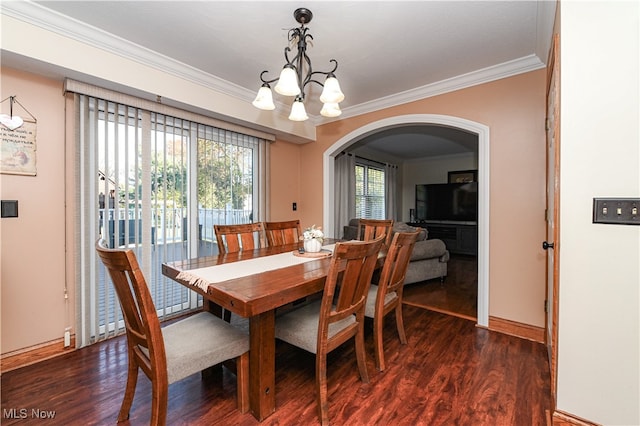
[448,169,477,183]
[1,96,37,176]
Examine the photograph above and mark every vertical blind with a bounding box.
[70,92,267,347]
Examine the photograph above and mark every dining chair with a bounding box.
[264,219,302,246]
[95,239,249,425]
[364,229,421,371]
[214,222,267,321]
[214,222,265,254]
[275,235,386,426]
[357,218,394,248]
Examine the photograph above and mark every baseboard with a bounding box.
[403,301,476,322]
[1,335,76,374]
[552,410,599,426]
[488,316,545,343]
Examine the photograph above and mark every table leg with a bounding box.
[249,310,276,420]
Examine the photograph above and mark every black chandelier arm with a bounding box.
[259,61,340,90]
[307,60,339,80]
[283,46,295,67]
[303,79,325,90]
[302,59,340,90]
[255,8,343,114]
[306,59,339,80]
[258,70,280,85]
[325,59,339,75]
[300,52,313,88]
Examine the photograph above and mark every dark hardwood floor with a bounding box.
[403,254,478,321]
[1,302,551,425]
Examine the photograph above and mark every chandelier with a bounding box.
[252,8,344,121]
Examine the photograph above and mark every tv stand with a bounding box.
[409,221,477,256]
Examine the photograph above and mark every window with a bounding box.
[355,163,385,219]
[73,94,266,346]
[196,126,259,247]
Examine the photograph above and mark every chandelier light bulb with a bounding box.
[320,102,342,118]
[319,75,345,104]
[252,85,276,110]
[288,98,309,121]
[274,65,301,96]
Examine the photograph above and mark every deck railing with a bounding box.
[98,207,252,246]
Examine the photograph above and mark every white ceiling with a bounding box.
[3,1,556,159]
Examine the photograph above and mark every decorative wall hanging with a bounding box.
[1,96,38,176]
[448,169,477,183]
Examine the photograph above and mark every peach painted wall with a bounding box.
[268,139,302,221]
[305,70,548,327]
[0,67,306,355]
[0,65,545,356]
[1,67,70,354]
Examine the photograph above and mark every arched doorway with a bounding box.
[322,114,490,327]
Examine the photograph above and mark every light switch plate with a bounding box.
[1,200,18,218]
[593,198,640,225]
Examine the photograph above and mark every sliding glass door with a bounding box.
[73,94,264,346]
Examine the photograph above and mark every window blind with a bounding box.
[68,89,268,347]
[355,163,385,220]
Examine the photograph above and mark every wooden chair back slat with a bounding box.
[380,229,421,297]
[321,235,385,339]
[274,235,385,425]
[264,220,302,246]
[96,238,250,423]
[214,223,265,254]
[95,239,168,423]
[95,239,165,367]
[357,219,394,248]
[366,229,421,371]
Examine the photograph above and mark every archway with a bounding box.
[322,114,490,327]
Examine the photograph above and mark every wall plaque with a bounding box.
[1,120,37,176]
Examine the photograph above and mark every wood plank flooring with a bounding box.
[1,303,550,425]
[403,254,478,320]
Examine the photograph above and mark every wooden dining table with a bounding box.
[162,240,339,421]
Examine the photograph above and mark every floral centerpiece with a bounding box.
[302,225,324,253]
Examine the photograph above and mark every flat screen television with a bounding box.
[415,182,478,222]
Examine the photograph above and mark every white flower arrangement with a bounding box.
[302,225,324,242]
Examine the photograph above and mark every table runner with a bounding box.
[177,244,336,292]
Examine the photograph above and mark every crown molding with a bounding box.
[338,55,546,120]
[1,1,254,101]
[3,1,546,124]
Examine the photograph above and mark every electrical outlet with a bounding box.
[292,202,297,211]
[593,198,640,225]
[64,330,71,347]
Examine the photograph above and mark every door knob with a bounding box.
[542,241,554,250]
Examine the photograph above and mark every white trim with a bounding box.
[323,114,490,327]
[338,55,544,122]
[2,1,251,101]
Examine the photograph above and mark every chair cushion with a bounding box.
[162,312,249,384]
[364,285,398,318]
[275,301,356,354]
